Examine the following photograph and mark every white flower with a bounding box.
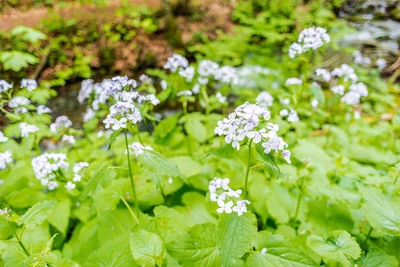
[163,54,189,72]
[61,135,75,145]
[0,151,12,170]
[37,105,52,114]
[179,66,195,82]
[285,78,302,86]
[0,132,8,143]
[78,79,94,103]
[161,80,167,90]
[214,66,239,85]
[280,98,290,105]
[315,68,331,82]
[261,248,267,255]
[288,26,330,58]
[287,109,299,122]
[83,108,95,122]
[331,85,345,95]
[216,92,227,103]
[31,153,69,183]
[376,58,387,70]
[280,109,289,117]
[353,51,371,66]
[311,99,319,109]
[256,91,273,107]
[177,90,193,97]
[0,80,12,93]
[232,200,250,216]
[198,60,219,77]
[65,181,76,191]
[282,150,291,164]
[9,96,30,113]
[127,142,153,157]
[192,84,200,94]
[20,79,38,91]
[20,122,39,137]
[198,77,209,85]
[48,181,59,191]
[139,74,152,83]
[50,115,72,133]
[0,207,11,216]
[331,64,358,82]
[354,111,361,119]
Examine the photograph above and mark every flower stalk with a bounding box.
[124,129,139,217]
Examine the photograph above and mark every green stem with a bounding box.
[364,227,373,247]
[182,100,192,156]
[394,176,399,184]
[119,196,138,223]
[124,129,139,216]
[244,140,253,199]
[293,176,305,221]
[135,124,144,145]
[201,86,210,115]
[14,233,30,257]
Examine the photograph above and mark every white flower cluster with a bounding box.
[0,132,8,143]
[72,162,89,182]
[163,54,189,72]
[62,135,75,145]
[127,142,153,157]
[331,64,358,82]
[279,99,299,124]
[315,68,331,82]
[289,26,330,58]
[103,100,142,131]
[0,151,12,170]
[341,82,368,106]
[209,177,250,216]
[0,207,11,216]
[31,153,69,190]
[37,105,52,115]
[8,96,30,114]
[20,79,38,91]
[285,78,303,86]
[83,108,95,122]
[256,91,273,107]
[215,102,291,163]
[215,92,227,103]
[50,115,72,133]
[353,51,371,67]
[20,122,39,138]
[376,58,386,70]
[0,80,12,93]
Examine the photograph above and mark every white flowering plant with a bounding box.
[0,4,400,267]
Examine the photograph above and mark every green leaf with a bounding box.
[16,200,56,229]
[48,199,70,235]
[168,223,220,267]
[359,247,398,267]
[108,129,121,150]
[217,212,257,266]
[307,230,361,266]
[139,151,183,180]
[207,143,236,158]
[170,156,202,177]
[0,51,38,71]
[85,234,136,267]
[359,185,400,236]
[10,26,47,43]
[185,116,207,143]
[310,83,325,105]
[256,143,280,177]
[130,229,165,267]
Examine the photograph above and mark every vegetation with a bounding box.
[0,0,399,266]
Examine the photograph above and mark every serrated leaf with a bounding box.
[360,247,398,267]
[10,26,47,43]
[139,151,184,180]
[359,185,400,236]
[0,51,38,71]
[130,229,165,267]
[16,200,56,229]
[168,223,220,267]
[307,230,361,266]
[217,212,257,266]
[256,143,280,177]
[85,234,136,267]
